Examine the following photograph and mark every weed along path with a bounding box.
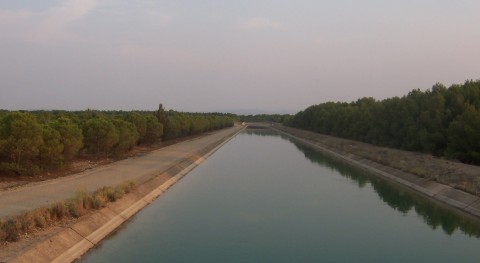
[0,126,243,219]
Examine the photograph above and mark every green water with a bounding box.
[79,130,480,263]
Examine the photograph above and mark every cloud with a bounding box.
[0,0,101,44]
[241,17,283,30]
[29,0,100,44]
[98,1,173,28]
[0,9,35,39]
[0,0,174,46]
[142,10,173,26]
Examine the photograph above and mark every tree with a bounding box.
[446,106,480,163]
[0,112,44,174]
[82,117,119,158]
[50,117,83,162]
[112,119,139,154]
[287,80,480,164]
[142,115,163,144]
[38,124,63,169]
[124,112,147,139]
[156,104,168,129]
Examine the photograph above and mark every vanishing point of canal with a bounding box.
[79,129,480,263]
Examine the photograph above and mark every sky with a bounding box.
[0,0,479,114]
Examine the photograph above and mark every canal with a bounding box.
[79,129,480,262]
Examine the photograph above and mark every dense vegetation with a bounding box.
[0,106,234,176]
[288,80,480,164]
[239,114,291,123]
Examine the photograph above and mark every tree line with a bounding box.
[239,114,292,123]
[287,80,480,164]
[0,106,234,176]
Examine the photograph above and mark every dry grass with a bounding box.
[0,180,135,243]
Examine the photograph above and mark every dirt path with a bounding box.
[0,126,243,219]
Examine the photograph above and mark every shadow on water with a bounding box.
[245,129,480,238]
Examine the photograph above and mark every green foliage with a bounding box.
[50,117,83,162]
[163,111,234,140]
[82,117,119,158]
[142,115,163,144]
[156,104,168,128]
[0,108,234,176]
[112,119,139,154]
[446,106,480,163]
[0,112,44,175]
[38,124,64,169]
[239,114,291,123]
[124,112,147,138]
[288,80,480,164]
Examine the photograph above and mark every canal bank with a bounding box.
[78,128,480,263]
[271,125,480,219]
[6,126,244,263]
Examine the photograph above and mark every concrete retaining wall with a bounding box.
[9,127,243,263]
[273,127,480,219]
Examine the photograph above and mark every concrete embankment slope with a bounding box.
[5,125,244,263]
[272,126,480,219]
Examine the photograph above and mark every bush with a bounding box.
[32,209,48,228]
[122,180,135,193]
[0,220,6,241]
[4,219,21,242]
[18,213,35,233]
[66,190,91,218]
[66,199,83,218]
[91,192,107,209]
[50,201,67,220]
[0,180,135,243]
[101,186,123,202]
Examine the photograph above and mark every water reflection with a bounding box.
[248,129,480,238]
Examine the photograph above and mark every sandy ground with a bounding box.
[274,124,480,196]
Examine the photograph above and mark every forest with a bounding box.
[287,80,480,164]
[0,105,234,176]
[239,114,291,123]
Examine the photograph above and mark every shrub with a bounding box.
[92,191,107,209]
[0,220,6,241]
[66,199,83,218]
[122,180,136,193]
[4,219,21,242]
[0,180,135,243]
[66,191,91,218]
[105,187,121,202]
[18,213,35,233]
[50,201,67,220]
[32,209,48,228]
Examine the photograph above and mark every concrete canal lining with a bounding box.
[272,126,480,219]
[8,126,244,263]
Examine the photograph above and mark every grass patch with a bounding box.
[0,180,135,243]
[409,167,428,178]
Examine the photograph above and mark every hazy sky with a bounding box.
[1,0,479,113]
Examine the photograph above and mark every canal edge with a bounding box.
[9,126,245,263]
[271,126,480,220]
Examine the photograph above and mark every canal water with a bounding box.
[79,130,480,263]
